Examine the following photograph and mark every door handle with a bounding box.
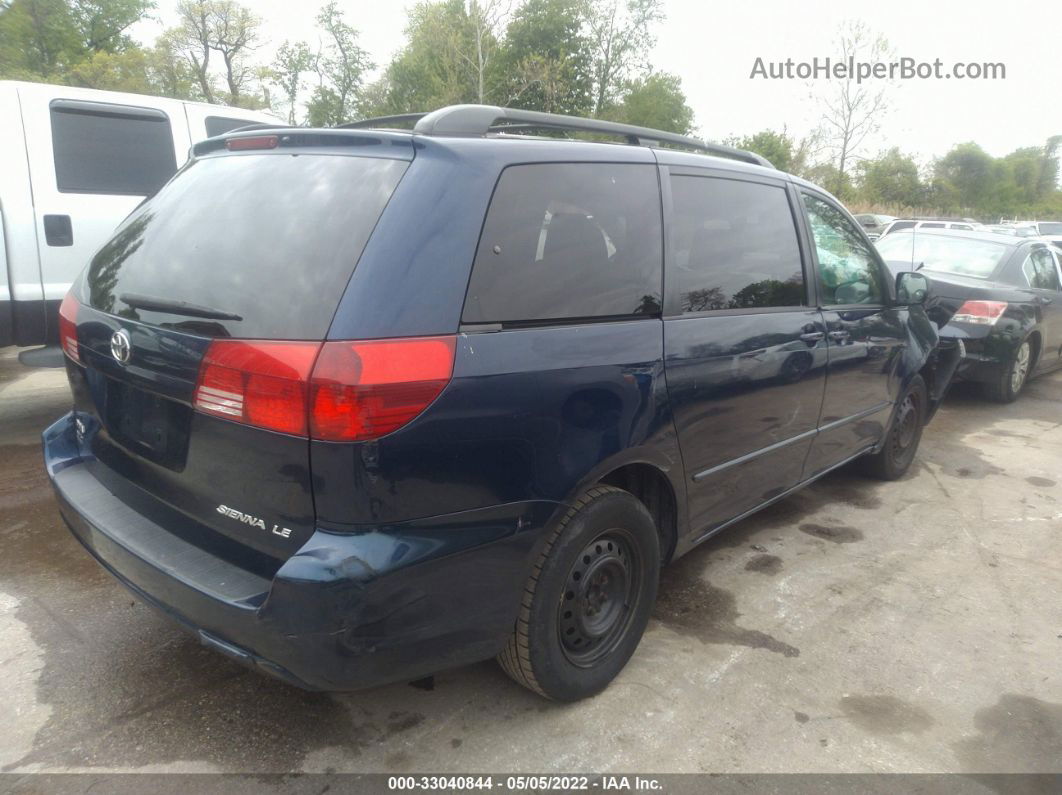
[828,330,851,342]
[800,331,824,345]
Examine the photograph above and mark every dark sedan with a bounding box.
[878,229,1062,402]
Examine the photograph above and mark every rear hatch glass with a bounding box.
[81,152,409,339]
[69,151,408,566]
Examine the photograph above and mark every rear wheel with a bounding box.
[860,375,927,481]
[983,338,1033,403]
[497,486,659,701]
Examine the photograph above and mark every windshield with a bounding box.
[81,153,409,339]
[876,232,1010,278]
[1038,222,1062,235]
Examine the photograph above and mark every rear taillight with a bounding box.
[192,335,456,441]
[952,300,1008,325]
[310,337,456,441]
[58,293,80,363]
[194,341,319,435]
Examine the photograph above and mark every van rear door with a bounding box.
[17,83,191,342]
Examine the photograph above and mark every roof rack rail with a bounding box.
[337,104,774,169]
[337,112,429,130]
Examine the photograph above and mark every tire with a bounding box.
[859,374,927,481]
[497,485,660,702]
[982,337,1034,403]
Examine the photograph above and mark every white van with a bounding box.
[0,81,279,353]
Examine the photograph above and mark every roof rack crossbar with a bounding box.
[337,112,429,129]
[411,105,774,168]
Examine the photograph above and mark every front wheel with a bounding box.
[859,374,927,481]
[497,486,660,701]
[983,338,1033,403]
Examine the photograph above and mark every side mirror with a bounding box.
[896,271,929,304]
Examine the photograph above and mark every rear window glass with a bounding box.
[669,176,804,312]
[462,163,662,324]
[51,104,177,195]
[83,153,408,339]
[876,232,1009,278]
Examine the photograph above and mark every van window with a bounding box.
[50,102,177,195]
[668,176,805,312]
[83,153,409,339]
[462,163,662,324]
[802,193,885,305]
[205,116,258,137]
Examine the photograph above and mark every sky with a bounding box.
[133,0,1062,168]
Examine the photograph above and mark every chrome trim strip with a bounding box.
[690,401,891,483]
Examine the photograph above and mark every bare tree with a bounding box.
[817,21,893,195]
[586,0,663,117]
[462,0,509,104]
[171,0,261,105]
[173,0,215,102]
[207,0,260,102]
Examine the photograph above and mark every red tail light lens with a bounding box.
[953,300,1007,325]
[194,341,319,435]
[226,135,279,151]
[192,335,456,440]
[58,293,80,363]
[310,336,456,441]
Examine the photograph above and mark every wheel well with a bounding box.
[598,463,678,564]
[1027,331,1042,368]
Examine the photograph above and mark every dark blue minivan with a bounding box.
[44,105,952,701]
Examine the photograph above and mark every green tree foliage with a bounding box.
[305,1,372,125]
[271,40,312,124]
[585,0,662,117]
[495,0,592,115]
[857,148,924,207]
[606,72,692,134]
[71,0,153,53]
[375,0,482,114]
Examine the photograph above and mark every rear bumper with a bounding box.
[939,324,1015,384]
[44,412,558,691]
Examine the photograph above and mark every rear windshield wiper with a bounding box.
[120,293,243,321]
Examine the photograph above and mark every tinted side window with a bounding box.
[889,221,917,232]
[50,103,177,195]
[921,222,945,228]
[205,116,257,137]
[463,163,662,324]
[1023,248,1061,290]
[803,193,885,306]
[669,176,804,312]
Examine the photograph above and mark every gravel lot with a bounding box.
[1,347,1060,774]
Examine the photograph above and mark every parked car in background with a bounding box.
[1030,221,1062,247]
[986,224,1040,238]
[44,105,954,702]
[877,228,1062,402]
[879,218,981,238]
[853,213,896,240]
[0,81,278,355]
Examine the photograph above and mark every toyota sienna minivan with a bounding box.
[44,105,955,701]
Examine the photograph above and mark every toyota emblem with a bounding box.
[110,328,132,364]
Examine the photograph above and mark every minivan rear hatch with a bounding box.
[64,139,411,567]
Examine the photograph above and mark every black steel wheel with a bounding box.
[557,529,641,668]
[860,374,927,481]
[498,486,660,701]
